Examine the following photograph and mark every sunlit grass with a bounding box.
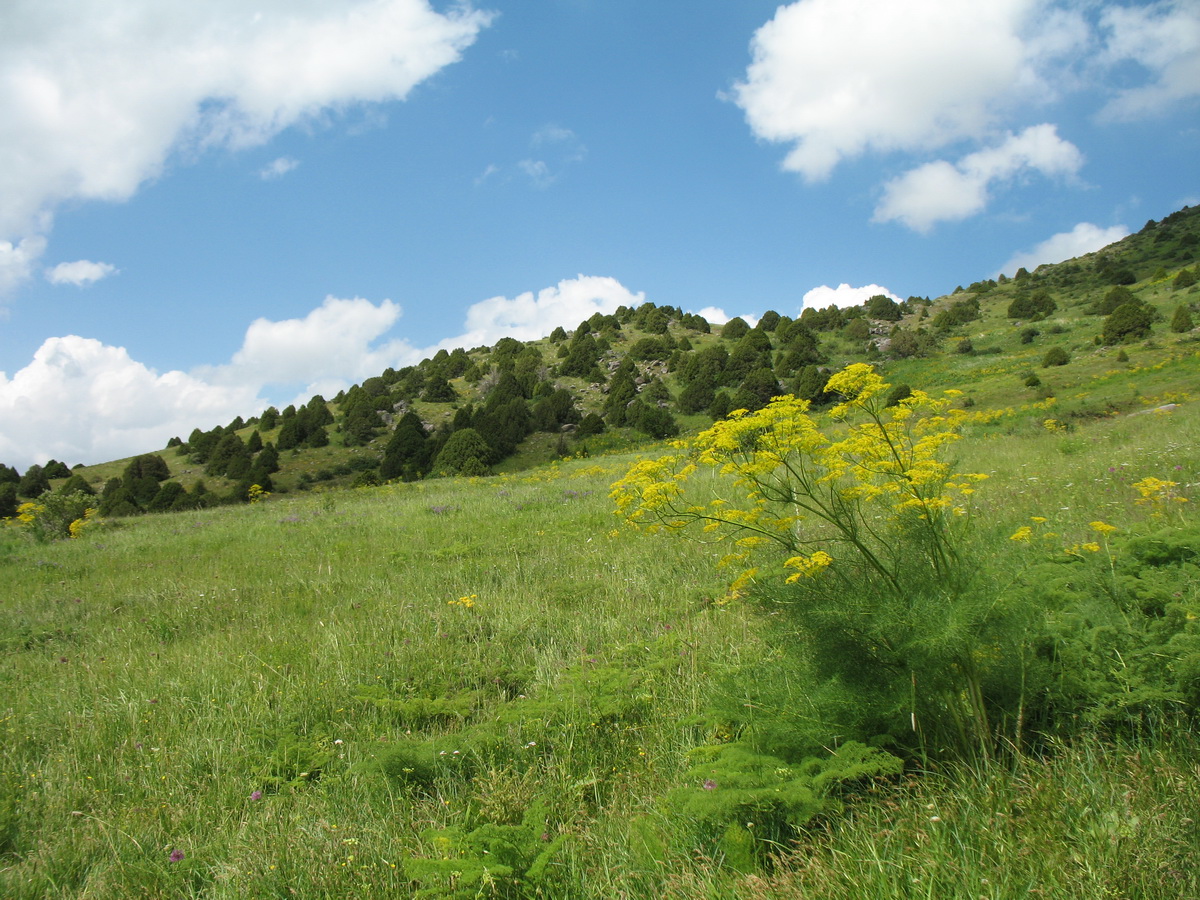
[2,397,1198,897]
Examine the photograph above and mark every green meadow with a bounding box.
[3,391,1198,898]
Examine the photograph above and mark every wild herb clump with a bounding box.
[7,491,97,542]
[612,364,1197,766]
[613,364,1010,761]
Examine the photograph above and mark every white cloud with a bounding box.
[998,222,1130,276]
[517,124,587,188]
[0,0,493,294]
[0,336,261,470]
[1098,1,1200,120]
[695,306,731,325]
[45,259,119,287]
[874,124,1083,232]
[531,124,576,145]
[802,283,901,311]
[219,295,419,392]
[440,275,645,350]
[518,159,554,188]
[474,163,500,185]
[259,157,300,180]
[732,0,1075,180]
[0,235,48,296]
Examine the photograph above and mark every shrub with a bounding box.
[721,317,751,340]
[1007,290,1057,320]
[1042,346,1070,367]
[10,491,97,542]
[1171,304,1194,332]
[1103,300,1154,344]
[433,428,492,476]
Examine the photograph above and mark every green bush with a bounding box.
[1042,346,1070,367]
[1103,300,1155,344]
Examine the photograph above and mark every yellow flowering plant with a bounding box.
[612,363,981,596]
[612,364,1005,760]
[8,491,98,542]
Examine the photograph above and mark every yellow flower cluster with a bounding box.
[611,363,976,591]
[1132,476,1186,507]
[68,507,98,538]
[783,551,833,583]
[14,501,41,526]
[448,594,478,609]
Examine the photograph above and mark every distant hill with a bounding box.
[6,204,1197,518]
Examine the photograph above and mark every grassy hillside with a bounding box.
[3,380,1198,897]
[15,204,1197,511]
[2,209,1199,897]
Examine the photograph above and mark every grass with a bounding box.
[3,373,1199,897]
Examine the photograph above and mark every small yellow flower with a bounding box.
[1010,526,1033,542]
[1030,516,1048,524]
[1089,520,1118,535]
[783,551,833,582]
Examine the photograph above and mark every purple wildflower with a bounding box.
[250,790,262,800]
[703,779,717,791]
[169,849,185,863]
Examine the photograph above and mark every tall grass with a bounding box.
[2,400,1197,897]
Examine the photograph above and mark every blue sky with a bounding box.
[1,0,1198,469]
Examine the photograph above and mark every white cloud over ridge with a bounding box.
[0,336,261,469]
[998,222,1129,277]
[0,275,647,470]
[45,259,119,287]
[802,283,901,310]
[0,0,493,294]
[874,124,1083,232]
[439,275,644,350]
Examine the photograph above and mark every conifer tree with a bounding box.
[0,482,17,518]
[17,465,50,498]
[1170,304,1194,332]
[380,412,430,481]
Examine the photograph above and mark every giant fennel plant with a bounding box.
[612,363,1015,762]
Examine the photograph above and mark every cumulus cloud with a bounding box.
[0,0,493,294]
[0,336,261,470]
[733,1,1195,226]
[213,295,420,396]
[802,283,901,311]
[258,157,300,180]
[732,0,1074,180]
[0,236,48,296]
[45,259,119,287]
[1098,1,1200,120]
[874,124,1083,232]
[0,275,649,469]
[439,275,645,350]
[998,222,1130,276]
[695,306,731,326]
